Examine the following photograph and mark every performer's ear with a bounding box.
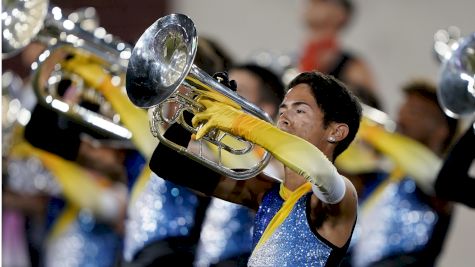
[329,123,349,143]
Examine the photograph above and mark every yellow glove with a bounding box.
[192,99,345,204]
[193,86,241,110]
[336,138,381,175]
[61,55,157,159]
[10,141,121,221]
[358,118,441,194]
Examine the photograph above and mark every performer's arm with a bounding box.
[9,142,126,222]
[357,118,442,195]
[192,99,346,204]
[149,118,222,196]
[62,55,157,159]
[434,124,475,208]
[148,116,275,210]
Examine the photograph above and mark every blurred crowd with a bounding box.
[2,0,474,267]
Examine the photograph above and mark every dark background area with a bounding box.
[3,0,170,78]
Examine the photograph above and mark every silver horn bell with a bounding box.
[126,14,272,180]
[437,32,475,118]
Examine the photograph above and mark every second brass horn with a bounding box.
[126,14,273,180]
[437,32,475,118]
[2,0,134,139]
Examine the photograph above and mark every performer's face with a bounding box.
[304,0,348,39]
[231,69,261,105]
[230,69,278,120]
[76,139,127,182]
[277,84,332,152]
[397,93,447,148]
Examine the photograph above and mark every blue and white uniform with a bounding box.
[248,185,352,267]
[123,173,200,261]
[352,177,450,267]
[194,199,255,266]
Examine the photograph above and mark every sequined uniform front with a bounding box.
[123,173,199,261]
[193,164,282,266]
[248,185,348,267]
[45,212,121,267]
[8,158,122,267]
[352,177,447,267]
[194,198,255,266]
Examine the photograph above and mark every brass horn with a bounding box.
[2,0,131,64]
[126,14,273,180]
[2,0,135,139]
[437,31,475,118]
[361,103,397,133]
[32,43,133,139]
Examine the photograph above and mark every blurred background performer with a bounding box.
[298,0,379,105]
[2,40,48,267]
[6,86,132,267]
[2,77,42,267]
[2,1,151,266]
[193,63,285,267]
[7,37,151,266]
[342,79,459,267]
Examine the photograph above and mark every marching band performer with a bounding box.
[341,79,459,267]
[149,71,362,266]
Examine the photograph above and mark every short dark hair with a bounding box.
[195,36,234,75]
[336,0,355,28]
[402,79,458,153]
[314,0,355,28]
[331,0,354,15]
[288,71,362,159]
[232,63,286,109]
[350,86,382,110]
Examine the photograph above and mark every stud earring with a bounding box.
[328,136,336,143]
